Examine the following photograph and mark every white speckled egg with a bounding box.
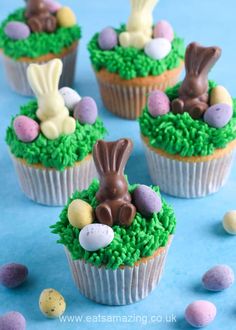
[68,199,94,229]
[144,38,171,60]
[223,210,236,234]
[39,288,66,318]
[59,87,81,111]
[210,85,233,107]
[79,224,114,252]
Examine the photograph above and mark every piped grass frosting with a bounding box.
[51,179,176,270]
[6,101,106,171]
[88,25,184,80]
[0,8,81,60]
[139,81,236,157]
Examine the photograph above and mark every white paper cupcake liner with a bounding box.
[2,45,78,96]
[143,141,235,198]
[64,237,172,306]
[11,155,96,206]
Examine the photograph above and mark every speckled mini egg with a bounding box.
[4,21,30,40]
[13,115,40,142]
[44,0,62,13]
[202,265,234,291]
[147,90,170,117]
[203,103,233,128]
[210,85,233,107]
[74,97,98,125]
[0,263,28,288]
[56,7,77,28]
[144,38,171,60]
[68,199,94,229]
[79,224,114,252]
[98,27,118,50]
[153,20,174,42]
[133,185,162,217]
[0,311,26,330]
[223,210,236,234]
[59,87,81,111]
[39,288,66,318]
[185,300,216,328]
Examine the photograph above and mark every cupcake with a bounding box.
[88,0,184,119]
[0,0,81,96]
[51,138,176,305]
[139,42,236,198]
[6,58,106,206]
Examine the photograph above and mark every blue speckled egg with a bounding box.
[98,27,118,50]
[74,97,98,125]
[203,103,233,128]
[0,263,28,288]
[133,185,162,217]
[4,21,30,40]
[202,265,234,291]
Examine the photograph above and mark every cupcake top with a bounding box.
[0,0,81,60]
[6,59,106,170]
[88,0,184,80]
[51,138,176,270]
[139,42,236,157]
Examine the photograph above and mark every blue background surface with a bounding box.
[0,1,236,329]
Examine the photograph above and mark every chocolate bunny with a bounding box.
[25,0,57,33]
[172,42,222,119]
[93,139,136,227]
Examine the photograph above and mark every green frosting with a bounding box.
[6,101,106,171]
[51,179,176,270]
[139,81,236,157]
[88,25,185,80]
[0,8,81,60]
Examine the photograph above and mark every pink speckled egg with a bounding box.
[0,311,26,330]
[185,300,217,328]
[43,0,62,13]
[153,20,174,42]
[147,90,170,117]
[4,21,30,41]
[13,116,40,142]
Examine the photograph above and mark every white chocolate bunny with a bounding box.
[27,59,76,140]
[119,0,158,49]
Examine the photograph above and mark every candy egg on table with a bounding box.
[4,21,30,40]
[133,185,162,217]
[202,265,234,291]
[56,7,77,28]
[98,27,118,50]
[13,115,40,142]
[0,311,26,330]
[144,38,171,61]
[74,97,98,125]
[223,210,236,234]
[39,288,66,318]
[185,300,216,328]
[68,199,94,229]
[59,87,81,111]
[203,103,233,128]
[210,85,233,107]
[147,90,170,117]
[44,0,62,13]
[153,20,174,42]
[0,263,28,288]
[79,224,114,252]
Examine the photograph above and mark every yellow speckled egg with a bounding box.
[223,210,236,235]
[39,288,66,318]
[56,7,77,28]
[68,199,94,229]
[210,85,233,107]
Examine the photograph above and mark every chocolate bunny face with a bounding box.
[25,0,48,17]
[93,139,136,227]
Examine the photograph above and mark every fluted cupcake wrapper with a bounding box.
[64,237,172,306]
[143,141,235,198]
[1,44,78,96]
[11,155,97,206]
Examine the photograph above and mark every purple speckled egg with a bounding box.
[133,185,162,217]
[147,90,170,117]
[4,21,30,40]
[13,116,40,142]
[153,20,174,42]
[98,27,118,50]
[0,263,28,288]
[202,265,234,291]
[74,97,98,125]
[203,103,233,128]
[43,0,62,13]
[185,301,216,328]
[0,311,26,330]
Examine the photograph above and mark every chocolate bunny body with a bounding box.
[25,0,57,33]
[172,43,221,119]
[93,139,136,227]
